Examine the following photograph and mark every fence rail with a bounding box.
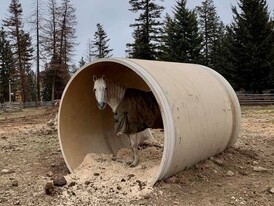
[236,93,274,105]
[0,101,57,112]
[0,94,273,111]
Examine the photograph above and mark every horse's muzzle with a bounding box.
[97,102,106,110]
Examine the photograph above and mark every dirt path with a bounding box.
[0,106,273,205]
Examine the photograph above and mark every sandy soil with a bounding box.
[0,106,273,206]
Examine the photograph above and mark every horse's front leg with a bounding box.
[128,133,139,167]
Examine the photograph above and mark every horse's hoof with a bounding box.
[126,160,138,167]
[130,162,138,167]
[126,160,133,165]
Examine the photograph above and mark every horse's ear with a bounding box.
[93,75,97,82]
[102,75,106,80]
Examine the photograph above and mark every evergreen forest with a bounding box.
[0,0,274,103]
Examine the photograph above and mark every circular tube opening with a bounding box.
[58,58,173,185]
[58,58,241,185]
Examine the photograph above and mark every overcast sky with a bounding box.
[0,0,274,66]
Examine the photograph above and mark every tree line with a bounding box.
[0,0,76,103]
[0,0,274,104]
[122,0,274,93]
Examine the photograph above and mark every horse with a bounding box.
[92,75,163,167]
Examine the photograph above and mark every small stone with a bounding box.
[226,170,235,176]
[117,186,122,190]
[128,174,135,180]
[2,169,9,174]
[239,171,248,176]
[252,161,258,165]
[203,161,211,169]
[68,181,76,187]
[1,169,14,174]
[43,127,52,135]
[68,190,76,196]
[47,119,54,126]
[252,166,268,172]
[136,180,146,190]
[45,182,55,195]
[141,165,147,169]
[94,173,100,176]
[84,181,91,185]
[11,180,18,187]
[143,194,150,199]
[121,178,126,182]
[111,156,117,161]
[212,158,224,166]
[13,200,20,205]
[46,171,53,177]
[267,187,274,194]
[53,176,67,187]
[1,136,8,140]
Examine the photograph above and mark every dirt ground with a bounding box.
[0,106,273,206]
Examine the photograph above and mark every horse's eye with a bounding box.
[105,88,107,90]
[93,88,96,92]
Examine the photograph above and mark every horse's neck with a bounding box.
[106,80,126,112]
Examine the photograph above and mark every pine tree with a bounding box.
[20,31,35,101]
[218,27,237,88]
[126,0,164,59]
[196,0,224,68]
[90,23,113,59]
[187,10,204,63]
[3,0,33,102]
[160,0,202,63]
[40,63,51,101]
[79,57,85,67]
[210,22,228,74]
[228,0,274,92]
[158,14,175,61]
[0,27,15,103]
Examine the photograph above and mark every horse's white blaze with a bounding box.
[93,78,107,109]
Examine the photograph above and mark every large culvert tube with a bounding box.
[58,58,241,185]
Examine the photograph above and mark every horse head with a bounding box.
[93,75,107,110]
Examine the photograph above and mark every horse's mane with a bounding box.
[105,78,126,103]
